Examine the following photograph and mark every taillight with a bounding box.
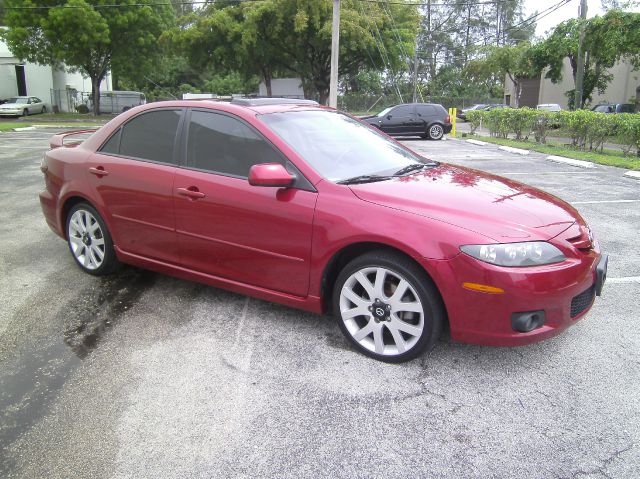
[445,115,451,123]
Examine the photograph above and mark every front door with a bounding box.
[173,109,317,297]
[380,104,417,135]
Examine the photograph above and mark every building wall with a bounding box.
[505,58,640,109]
[258,78,304,98]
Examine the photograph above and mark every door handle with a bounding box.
[177,187,206,199]
[89,166,109,177]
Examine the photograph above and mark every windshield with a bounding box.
[376,106,393,118]
[8,98,28,104]
[259,110,432,182]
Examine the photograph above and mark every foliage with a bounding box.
[166,0,418,104]
[1,0,174,115]
[76,104,89,114]
[532,11,640,109]
[474,108,640,157]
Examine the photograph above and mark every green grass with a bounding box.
[0,122,30,132]
[37,112,112,122]
[467,134,640,170]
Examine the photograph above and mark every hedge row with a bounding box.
[466,108,640,157]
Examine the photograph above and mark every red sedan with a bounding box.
[39,99,607,362]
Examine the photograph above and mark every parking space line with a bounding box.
[496,172,601,175]
[607,277,640,284]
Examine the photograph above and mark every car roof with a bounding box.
[170,97,330,115]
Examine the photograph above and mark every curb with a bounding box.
[498,145,529,156]
[546,155,597,169]
[466,139,489,146]
[624,171,640,180]
[12,126,37,132]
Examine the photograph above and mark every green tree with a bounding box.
[167,0,418,104]
[532,11,640,109]
[1,0,174,114]
[471,42,538,107]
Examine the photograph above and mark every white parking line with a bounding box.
[607,277,640,284]
[571,200,640,204]
[497,171,601,175]
[547,155,597,169]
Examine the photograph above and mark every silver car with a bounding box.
[0,96,47,117]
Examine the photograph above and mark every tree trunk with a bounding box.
[261,66,273,97]
[91,76,102,116]
[318,89,329,106]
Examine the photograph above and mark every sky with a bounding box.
[524,0,637,37]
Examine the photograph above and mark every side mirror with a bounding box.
[386,114,392,120]
[248,163,295,188]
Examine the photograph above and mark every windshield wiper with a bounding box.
[337,174,393,185]
[393,162,436,176]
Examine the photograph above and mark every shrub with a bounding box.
[76,104,89,114]
[616,113,640,157]
[466,110,484,134]
[485,108,511,138]
[506,107,537,141]
[532,111,559,144]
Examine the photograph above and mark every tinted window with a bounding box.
[593,105,612,113]
[392,105,414,117]
[617,104,634,113]
[416,105,435,117]
[119,109,181,164]
[100,128,121,154]
[187,111,283,177]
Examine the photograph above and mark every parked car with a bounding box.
[0,96,47,117]
[88,90,146,114]
[361,103,452,140]
[537,103,562,112]
[39,98,607,362]
[591,103,636,114]
[457,104,487,121]
[483,103,511,111]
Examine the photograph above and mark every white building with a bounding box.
[504,58,640,110]
[258,78,305,98]
[1,34,111,112]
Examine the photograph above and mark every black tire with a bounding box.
[66,202,120,276]
[41,106,46,114]
[332,250,444,362]
[427,123,444,140]
[22,109,28,117]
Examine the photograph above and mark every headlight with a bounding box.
[460,242,566,267]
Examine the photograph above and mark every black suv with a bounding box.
[591,103,636,114]
[361,103,452,140]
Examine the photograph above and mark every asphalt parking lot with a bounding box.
[1,128,639,478]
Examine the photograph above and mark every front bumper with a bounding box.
[444,124,453,134]
[426,245,605,347]
[0,109,22,116]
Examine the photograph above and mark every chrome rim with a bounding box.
[429,125,443,139]
[339,267,425,356]
[68,210,105,270]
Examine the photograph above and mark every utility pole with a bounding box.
[574,0,588,110]
[412,42,419,103]
[329,0,340,108]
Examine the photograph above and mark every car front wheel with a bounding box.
[427,124,444,140]
[333,251,444,362]
[66,203,119,275]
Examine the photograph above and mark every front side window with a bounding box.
[260,110,431,182]
[391,105,414,117]
[116,109,181,164]
[187,110,283,177]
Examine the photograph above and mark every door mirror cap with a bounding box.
[248,163,295,187]
[386,114,392,120]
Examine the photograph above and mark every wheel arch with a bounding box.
[60,195,100,240]
[320,241,448,322]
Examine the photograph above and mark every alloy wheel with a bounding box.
[339,267,425,356]
[429,124,444,140]
[68,209,106,270]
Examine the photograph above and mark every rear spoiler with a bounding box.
[49,129,99,149]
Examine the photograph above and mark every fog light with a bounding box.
[511,310,545,333]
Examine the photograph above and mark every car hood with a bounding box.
[349,164,581,241]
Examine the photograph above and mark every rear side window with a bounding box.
[187,110,283,177]
[416,105,436,117]
[392,105,414,117]
[100,128,121,154]
[115,109,181,164]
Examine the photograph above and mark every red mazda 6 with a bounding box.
[39,98,607,362]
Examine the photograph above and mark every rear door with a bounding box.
[86,108,183,263]
[173,109,317,296]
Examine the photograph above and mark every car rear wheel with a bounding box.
[333,251,443,362]
[66,203,119,276]
[427,124,444,140]
[41,106,46,114]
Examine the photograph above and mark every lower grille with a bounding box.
[571,285,595,318]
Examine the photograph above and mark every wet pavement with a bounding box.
[0,128,639,478]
